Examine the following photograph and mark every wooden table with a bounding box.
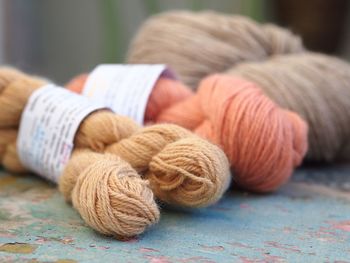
[0,165,349,262]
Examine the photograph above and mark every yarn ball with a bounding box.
[127,10,304,88]
[61,149,159,237]
[67,74,308,192]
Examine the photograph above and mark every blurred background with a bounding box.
[0,0,349,83]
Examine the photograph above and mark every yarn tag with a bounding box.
[17,84,106,183]
[83,64,174,125]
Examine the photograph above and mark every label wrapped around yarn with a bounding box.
[83,64,175,125]
[17,85,106,183]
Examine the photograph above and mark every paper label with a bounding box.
[17,85,105,183]
[83,64,174,125]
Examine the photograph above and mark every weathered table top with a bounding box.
[0,164,349,263]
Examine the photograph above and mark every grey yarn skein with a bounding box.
[127,10,304,89]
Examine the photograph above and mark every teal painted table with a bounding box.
[0,165,349,263]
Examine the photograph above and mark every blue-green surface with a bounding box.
[0,165,349,263]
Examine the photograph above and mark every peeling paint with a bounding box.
[55,259,78,263]
[145,255,172,263]
[332,221,350,232]
[265,241,302,254]
[0,175,18,188]
[0,167,349,262]
[200,245,225,252]
[140,247,160,253]
[35,236,74,245]
[0,243,38,254]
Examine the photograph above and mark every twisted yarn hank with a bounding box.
[0,67,159,238]
[2,68,231,235]
[66,75,231,207]
[153,75,308,191]
[127,10,304,88]
[227,53,350,161]
[67,73,308,192]
[126,10,350,162]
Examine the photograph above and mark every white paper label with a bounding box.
[83,64,174,125]
[17,85,105,183]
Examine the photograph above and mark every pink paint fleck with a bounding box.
[332,221,350,232]
[283,227,293,234]
[264,254,285,262]
[226,242,252,249]
[240,203,251,209]
[200,245,225,251]
[61,237,74,244]
[146,256,171,263]
[98,246,110,250]
[120,236,139,243]
[0,233,16,238]
[35,237,47,244]
[140,247,160,253]
[239,256,260,263]
[265,241,301,253]
[179,256,216,263]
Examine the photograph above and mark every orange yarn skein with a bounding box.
[67,73,308,192]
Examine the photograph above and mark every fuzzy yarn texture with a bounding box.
[0,67,231,238]
[226,53,350,161]
[127,10,304,88]
[67,73,308,193]
[126,11,350,162]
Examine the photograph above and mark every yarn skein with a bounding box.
[1,68,231,217]
[226,53,350,161]
[0,67,159,238]
[127,11,350,161]
[67,73,308,192]
[127,10,304,88]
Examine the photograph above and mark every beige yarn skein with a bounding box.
[127,10,304,88]
[127,11,350,162]
[0,68,159,238]
[0,68,231,235]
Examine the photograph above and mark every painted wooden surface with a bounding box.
[0,164,349,263]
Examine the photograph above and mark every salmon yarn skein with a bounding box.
[67,74,307,192]
[227,53,350,161]
[0,67,159,237]
[3,69,231,209]
[127,10,304,88]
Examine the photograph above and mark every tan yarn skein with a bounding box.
[105,124,230,207]
[0,68,159,237]
[127,10,304,88]
[227,53,350,161]
[1,68,231,229]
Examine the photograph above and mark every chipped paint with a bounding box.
[0,167,349,262]
[0,243,37,254]
[200,245,225,252]
[55,260,77,263]
[146,255,172,263]
[0,175,18,188]
[333,221,350,232]
[140,247,160,253]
